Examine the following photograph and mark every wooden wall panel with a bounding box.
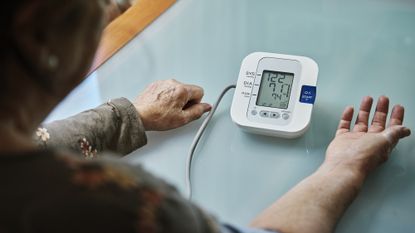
[89,0,176,74]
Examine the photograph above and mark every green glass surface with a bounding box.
[48,0,415,232]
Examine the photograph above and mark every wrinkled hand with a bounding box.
[325,96,411,178]
[133,79,212,131]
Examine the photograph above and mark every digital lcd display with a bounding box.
[256,70,294,109]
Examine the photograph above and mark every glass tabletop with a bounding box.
[47,0,415,232]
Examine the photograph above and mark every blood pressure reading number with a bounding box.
[256,70,294,109]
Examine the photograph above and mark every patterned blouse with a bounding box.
[0,98,274,233]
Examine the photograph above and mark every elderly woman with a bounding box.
[0,1,411,233]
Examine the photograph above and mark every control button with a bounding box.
[251,110,258,116]
[282,113,290,120]
[300,85,317,104]
[260,111,270,118]
[270,112,280,119]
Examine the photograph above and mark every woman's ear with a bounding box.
[11,1,58,77]
[10,0,105,97]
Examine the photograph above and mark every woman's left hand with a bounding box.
[133,79,212,131]
[324,96,411,178]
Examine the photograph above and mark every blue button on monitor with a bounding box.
[299,85,317,104]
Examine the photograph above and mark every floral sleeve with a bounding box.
[33,98,147,159]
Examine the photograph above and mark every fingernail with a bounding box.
[404,127,411,136]
[364,96,373,102]
[206,104,212,111]
[392,105,404,112]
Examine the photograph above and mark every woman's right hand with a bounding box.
[251,96,411,233]
[133,79,212,131]
[324,96,411,179]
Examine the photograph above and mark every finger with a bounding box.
[382,125,411,148]
[168,78,181,84]
[336,106,354,136]
[182,103,212,123]
[368,96,389,133]
[183,84,205,103]
[352,96,373,133]
[389,105,405,127]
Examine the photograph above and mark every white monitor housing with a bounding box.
[231,52,319,138]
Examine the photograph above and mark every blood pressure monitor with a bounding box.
[231,52,319,138]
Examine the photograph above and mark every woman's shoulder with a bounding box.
[1,149,220,233]
[1,149,179,203]
[54,150,176,193]
[0,149,166,192]
[0,150,136,231]
[1,149,166,205]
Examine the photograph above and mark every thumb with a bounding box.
[182,103,212,123]
[382,125,411,147]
